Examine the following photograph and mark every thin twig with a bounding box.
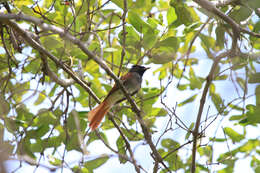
[191,51,230,173]
[0,13,169,171]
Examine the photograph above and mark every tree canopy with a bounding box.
[0,0,260,172]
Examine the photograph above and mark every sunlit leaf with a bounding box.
[104,47,119,52]
[215,25,225,49]
[224,127,244,143]
[0,95,10,116]
[84,155,109,171]
[178,94,197,107]
[255,85,260,106]
[143,28,158,49]
[249,73,260,83]
[210,93,225,114]
[167,7,177,25]
[185,123,194,140]
[116,136,127,163]
[161,138,180,150]
[42,36,62,49]
[128,11,151,33]
[229,6,252,23]
[48,155,62,166]
[121,128,143,141]
[34,92,46,106]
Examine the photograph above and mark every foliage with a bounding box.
[0,0,259,172]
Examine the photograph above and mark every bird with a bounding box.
[88,65,150,130]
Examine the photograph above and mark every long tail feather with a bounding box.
[88,100,111,130]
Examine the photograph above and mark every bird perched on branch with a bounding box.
[88,65,150,130]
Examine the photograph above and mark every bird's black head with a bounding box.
[129,65,150,76]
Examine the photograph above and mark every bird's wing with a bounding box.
[114,90,138,104]
[104,72,133,100]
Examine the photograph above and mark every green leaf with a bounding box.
[30,139,43,153]
[161,138,180,150]
[236,77,246,91]
[185,123,194,140]
[72,166,89,173]
[86,131,108,146]
[189,68,202,90]
[44,136,62,148]
[198,145,212,158]
[223,127,244,143]
[229,115,244,121]
[116,136,127,163]
[128,11,151,33]
[111,0,132,9]
[245,104,260,124]
[34,92,46,106]
[211,93,225,114]
[0,95,10,116]
[66,132,80,151]
[167,7,177,25]
[143,28,158,49]
[147,18,159,29]
[215,25,225,49]
[149,47,176,64]
[249,73,260,83]
[229,6,252,23]
[157,37,179,51]
[13,82,30,102]
[153,108,168,117]
[228,104,244,111]
[14,0,33,6]
[255,166,260,173]
[26,125,50,138]
[190,77,202,90]
[21,5,33,15]
[16,104,34,122]
[121,128,143,141]
[178,94,197,107]
[118,26,140,47]
[238,139,258,153]
[177,84,188,90]
[250,21,260,44]
[215,75,228,80]
[37,109,57,125]
[209,137,226,142]
[4,117,19,133]
[84,155,109,171]
[243,0,260,11]
[48,155,62,166]
[104,47,118,52]
[42,36,62,49]
[256,85,260,106]
[173,3,199,26]
[200,34,215,49]
[25,58,41,74]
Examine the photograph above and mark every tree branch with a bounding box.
[191,50,230,173]
[193,0,260,54]
[0,19,99,103]
[0,13,169,171]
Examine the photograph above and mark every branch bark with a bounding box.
[0,13,169,171]
[190,51,230,173]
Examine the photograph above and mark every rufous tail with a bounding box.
[88,100,111,130]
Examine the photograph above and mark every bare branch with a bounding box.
[193,0,260,56]
[0,13,169,171]
[191,50,230,173]
[117,0,127,76]
[0,19,99,103]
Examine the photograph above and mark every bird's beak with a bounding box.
[145,67,150,70]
